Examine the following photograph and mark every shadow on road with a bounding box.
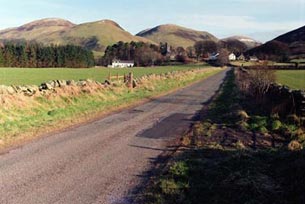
[122,70,230,203]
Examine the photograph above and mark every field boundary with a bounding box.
[0,68,225,152]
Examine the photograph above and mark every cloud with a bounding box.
[178,15,304,32]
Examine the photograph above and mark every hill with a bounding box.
[38,19,153,57]
[0,18,75,41]
[273,25,305,59]
[136,24,218,48]
[0,19,153,57]
[221,35,261,49]
[247,25,305,60]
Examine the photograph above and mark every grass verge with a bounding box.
[143,69,305,204]
[0,67,223,149]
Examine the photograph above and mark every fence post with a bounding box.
[129,72,133,89]
[124,74,127,83]
[108,72,111,81]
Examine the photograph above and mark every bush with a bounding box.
[288,140,303,151]
[237,121,249,131]
[169,162,189,178]
[287,114,300,125]
[237,110,250,121]
[259,126,268,134]
[271,120,282,131]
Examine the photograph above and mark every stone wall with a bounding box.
[266,84,305,117]
[235,67,305,118]
[0,79,109,97]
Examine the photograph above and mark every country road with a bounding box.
[0,69,228,204]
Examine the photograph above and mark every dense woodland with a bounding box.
[0,42,95,68]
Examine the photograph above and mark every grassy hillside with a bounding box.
[137,24,218,48]
[247,25,305,60]
[0,65,206,85]
[0,18,75,41]
[0,18,154,56]
[39,20,153,54]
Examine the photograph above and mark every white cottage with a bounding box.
[110,60,134,68]
[249,56,259,62]
[228,53,237,61]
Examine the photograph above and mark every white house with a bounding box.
[228,53,237,61]
[248,56,259,62]
[110,60,134,68]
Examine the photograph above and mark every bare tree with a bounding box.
[214,49,229,66]
[248,63,276,99]
[194,40,218,61]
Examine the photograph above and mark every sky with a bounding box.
[0,0,304,42]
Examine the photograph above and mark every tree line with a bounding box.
[98,41,165,67]
[0,42,95,68]
[99,39,249,67]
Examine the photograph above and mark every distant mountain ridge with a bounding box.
[221,35,262,49]
[136,24,218,48]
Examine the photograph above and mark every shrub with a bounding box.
[159,179,187,195]
[288,140,303,151]
[169,162,189,178]
[237,110,250,121]
[287,114,300,125]
[236,121,249,131]
[271,120,282,131]
[259,126,268,134]
[235,140,246,150]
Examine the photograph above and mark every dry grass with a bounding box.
[0,67,223,149]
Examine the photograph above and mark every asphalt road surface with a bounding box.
[0,69,228,204]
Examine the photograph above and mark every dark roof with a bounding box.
[113,60,134,64]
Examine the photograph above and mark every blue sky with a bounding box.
[0,0,304,42]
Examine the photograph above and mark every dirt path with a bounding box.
[0,69,228,204]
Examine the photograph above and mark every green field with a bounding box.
[291,59,305,63]
[276,70,305,90]
[0,68,222,147]
[0,65,203,85]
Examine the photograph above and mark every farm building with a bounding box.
[237,54,246,61]
[110,60,134,68]
[228,53,237,61]
[248,56,259,62]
